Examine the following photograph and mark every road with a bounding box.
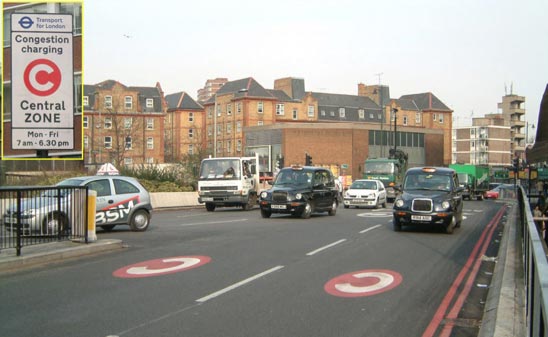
[0,200,508,337]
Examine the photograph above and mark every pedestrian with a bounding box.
[534,205,545,240]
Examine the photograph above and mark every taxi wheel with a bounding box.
[205,203,216,212]
[42,213,67,235]
[260,209,272,218]
[130,209,150,232]
[328,199,337,216]
[445,216,455,234]
[393,218,402,231]
[301,202,312,219]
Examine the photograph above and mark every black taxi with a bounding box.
[392,167,464,233]
[259,166,338,219]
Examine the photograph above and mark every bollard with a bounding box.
[87,189,97,242]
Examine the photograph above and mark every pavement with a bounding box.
[0,238,124,274]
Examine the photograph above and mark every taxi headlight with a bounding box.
[260,191,268,199]
[395,199,404,207]
[441,200,450,209]
[295,193,303,200]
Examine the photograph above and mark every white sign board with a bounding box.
[11,13,74,150]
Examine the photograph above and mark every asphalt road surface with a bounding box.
[0,200,509,337]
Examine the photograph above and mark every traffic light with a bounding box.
[305,153,313,166]
[276,155,284,170]
[513,157,519,172]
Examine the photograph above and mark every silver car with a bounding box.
[343,179,387,209]
[2,176,152,235]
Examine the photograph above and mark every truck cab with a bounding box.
[197,156,260,211]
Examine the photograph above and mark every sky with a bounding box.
[84,0,548,130]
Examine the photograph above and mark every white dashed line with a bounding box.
[359,224,382,234]
[196,265,284,303]
[306,239,347,256]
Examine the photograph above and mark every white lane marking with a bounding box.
[180,219,248,227]
[196,266,284,303]
[306,239,347,256]
[359,224,382,234]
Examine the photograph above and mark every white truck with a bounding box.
[197,155,260,211]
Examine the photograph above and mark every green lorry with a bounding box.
[449,164,490,200]
[364,149,408,202]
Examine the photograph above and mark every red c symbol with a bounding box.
[24,59,62,96]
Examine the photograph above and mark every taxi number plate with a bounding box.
[271,204,287,209]
[412,215,432,221]
[202,197,213,202]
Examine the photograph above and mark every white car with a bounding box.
[343,179,387,209]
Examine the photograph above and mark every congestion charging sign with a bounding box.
[11,13,74,150]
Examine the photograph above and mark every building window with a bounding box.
[146,157,154,164]
[359,109,365,119]
[146,118,154,130]
[226,123,232,134]
[226,140,232,154]
[378,113,382,120]
[308,105,315,117]
[124,157,133,166]
[146,98,154,109]
[227,104,232,115]
[189,112,194,122]
[236,121,242,132]
[83,96,89,107]
[125,136,132,150]
[83,116,88,128]
[258,101,264,114]
[124,117,132,129]
[84,135,88,148]
[276,104,285,115]
[208,125,212,136]
[188,144,194,155]
[237,102,242,114]
[293,108,298,120]
[147,137,154,149]
[403,115,408,126]
[258,120,264,126]
[433,113,437,121]
[321,110,326,116]
[104,117,112,129]
[237,139,242,152]
[125,96,132,109]
[216,104,221,116]
[208,107,213,118]
[330,111,335,117]
[439,113,444,123]
[339,108,345,118]
[104,136,112,149]
[415,112,422,124]
[189,129,194,138]
[104,96,112,109]
[217,124,222,135]
[59,3,82,35]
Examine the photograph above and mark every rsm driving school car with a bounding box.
[57,175,153,232]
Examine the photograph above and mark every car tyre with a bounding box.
[130,209,150,231]
[260,209,272,218]
[445,216,455,234]
[343,204,349,209]
[205,203,216,212]
[301,201,312,219]
[42,213,67,235]
[328,199,337,216]
[393,217,402,232]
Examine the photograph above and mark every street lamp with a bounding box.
[392,108,398,154]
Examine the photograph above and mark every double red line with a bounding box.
[422,205,508,337]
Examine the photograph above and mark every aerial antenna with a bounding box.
[510,82,513,95]
[504,83,507,95]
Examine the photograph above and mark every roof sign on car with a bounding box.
[422,167,437,173]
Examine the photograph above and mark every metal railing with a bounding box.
[0,186,89,256]
[519,186,548,336]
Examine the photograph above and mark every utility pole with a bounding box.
[375,72,384,157]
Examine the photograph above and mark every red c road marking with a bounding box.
[113,256,211,279]
[23,59,62,96]
[325,269,402,298]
